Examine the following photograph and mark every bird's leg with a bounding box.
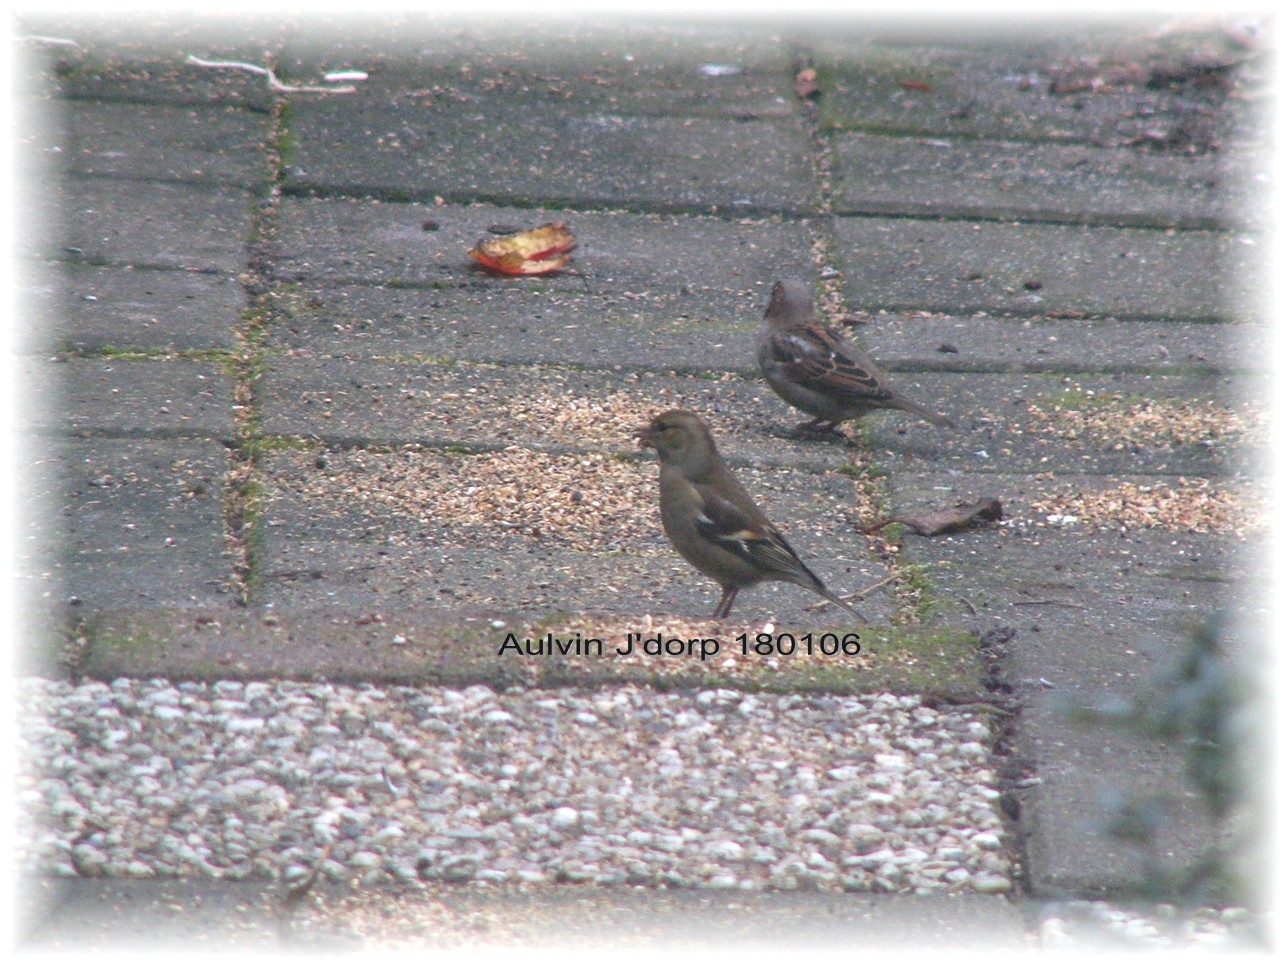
[713,587,738,619]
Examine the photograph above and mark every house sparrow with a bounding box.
[757,279,954,436]
[637,409,867,622]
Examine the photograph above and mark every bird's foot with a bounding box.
[789,420,841,439]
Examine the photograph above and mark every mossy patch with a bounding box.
[73,609,983,702]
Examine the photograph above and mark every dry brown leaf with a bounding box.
[865,497,1003,536]
[795,67,820,99]
[468,222,577,276]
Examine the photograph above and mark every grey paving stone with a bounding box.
[255,353,958,477]
[856,313,1260,376]
[256,355,1263,479]
[889,472,1260,895]
[267,281,764,372]
[17,876,286,951]
[270,285,1259,380]
[257,445,890,622]
[279,19,801,123]
[894,497,1249,669]
[832,132,1257,229]
[15,16,285,109]
[29,99,272,187]
[45,174,257,273]
[285,95,814,213]
[21,436,233,625]
[832,216,1262,321]
[280,16,794,78]
[857,370,1263,479]
[1018,703,1222,897]
[24,356,235,439]
[20,261,245,354]
[269,197,817,292]
[811,24,1264,154]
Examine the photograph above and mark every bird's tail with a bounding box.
[895,396,955,429]
[813,585,869,624]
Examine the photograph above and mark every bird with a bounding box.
[636,409,867,622]
[757,278,954,438]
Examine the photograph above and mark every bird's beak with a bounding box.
[635,424,657,449]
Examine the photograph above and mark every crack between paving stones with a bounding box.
[796,42,1032,901]
[222,62,290,607]
[277,181,812,221]
[791,46,926,628]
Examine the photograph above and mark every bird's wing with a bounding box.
[766,325,895,403]
[692,487,817,583]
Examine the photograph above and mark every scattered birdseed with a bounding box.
[281,446,656,552]
[1028,478,1267,538]
[419,386,656,449]
[398,362,759,450]
[274,438,879,558]
[1026,388,1267,451]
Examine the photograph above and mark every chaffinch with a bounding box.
[637,409,867,622]
[757,279,954,436]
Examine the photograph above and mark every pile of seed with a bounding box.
[1027,390,1267,450]
[276,445,880,554]
[286,446,657,552]
[17,677,1011,895]
[397,362,754,450]
[1028,477,1267,538]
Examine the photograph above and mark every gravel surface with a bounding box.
[17,677,1011,895]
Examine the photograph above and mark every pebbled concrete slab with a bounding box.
[831,131,1255,229]
[832,216,1263,321]
[20,261,246,354]
[268,197,817,292]
[23,356,235,439]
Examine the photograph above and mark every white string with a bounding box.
[185,55,357,94]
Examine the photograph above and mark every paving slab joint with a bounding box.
[223,75,293,605]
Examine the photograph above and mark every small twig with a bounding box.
[185,55,356,94]
[853,573,898,599]
[805,573,896,611]
[1012,599,1087,609]
[561,266,593,295]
